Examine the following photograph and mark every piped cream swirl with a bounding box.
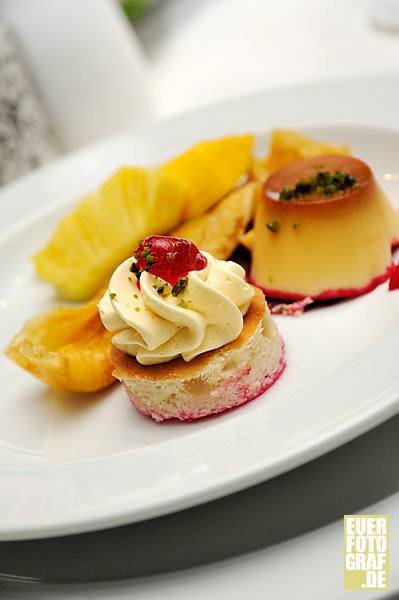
[98,252,254,365]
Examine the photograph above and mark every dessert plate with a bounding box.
[1,85,399,540]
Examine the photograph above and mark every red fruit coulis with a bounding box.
[389,262,399,291]
[133,236,207,286]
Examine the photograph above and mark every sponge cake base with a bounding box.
[111,288,285,422]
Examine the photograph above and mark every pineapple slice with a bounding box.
[172,182,257,260]
[162,134,254,219]
[34,167,186,301]
[34,135,253,301]
[5,292,114,393]
[251,129,350,183]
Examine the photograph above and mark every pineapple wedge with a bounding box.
[34,135,253,301]
[251,129,350,183]
[162,134,253,219]
[34,167,186,301]
[5,292,114,393]
[172,182,257,260]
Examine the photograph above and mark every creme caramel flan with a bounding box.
[249,155,399,300]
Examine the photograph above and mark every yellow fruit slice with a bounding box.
[34,167,185,301]
[251,129,350,183]
[172,182,257,259]
[5,291,114,393]
[34,135,253,301]
[162,134,254,219]
[267,129,349,173]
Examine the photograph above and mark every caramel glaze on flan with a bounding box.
[249,155,399,300]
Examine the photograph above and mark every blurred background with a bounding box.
[1,0,399,186]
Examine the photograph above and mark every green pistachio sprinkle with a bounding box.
[133,293,138,299]
[134,307,140,312]
[155,283,171,296]
[178,300,189,309]
[172,276,189,297]
[141,247,155,266]
[130,262,141,280]
[266,220,280,233]
[133,246,156,273]
[279,169,357,201]
[280,185,295,200]
[324,183,336,195]
[109,292,116,300]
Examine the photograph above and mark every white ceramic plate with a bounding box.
[1,83,399,541]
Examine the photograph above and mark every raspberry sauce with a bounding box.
[133,236,207,286]
[389,263,399,291]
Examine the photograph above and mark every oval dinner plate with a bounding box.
[1,81,399,540]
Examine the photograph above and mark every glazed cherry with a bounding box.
[133,236,207,286]
[389,262,399,291]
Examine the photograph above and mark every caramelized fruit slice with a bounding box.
[5,292,115,393]
[172,182,256,259]
[251,129,350,183]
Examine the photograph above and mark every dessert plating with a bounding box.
[99,236,285,421]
